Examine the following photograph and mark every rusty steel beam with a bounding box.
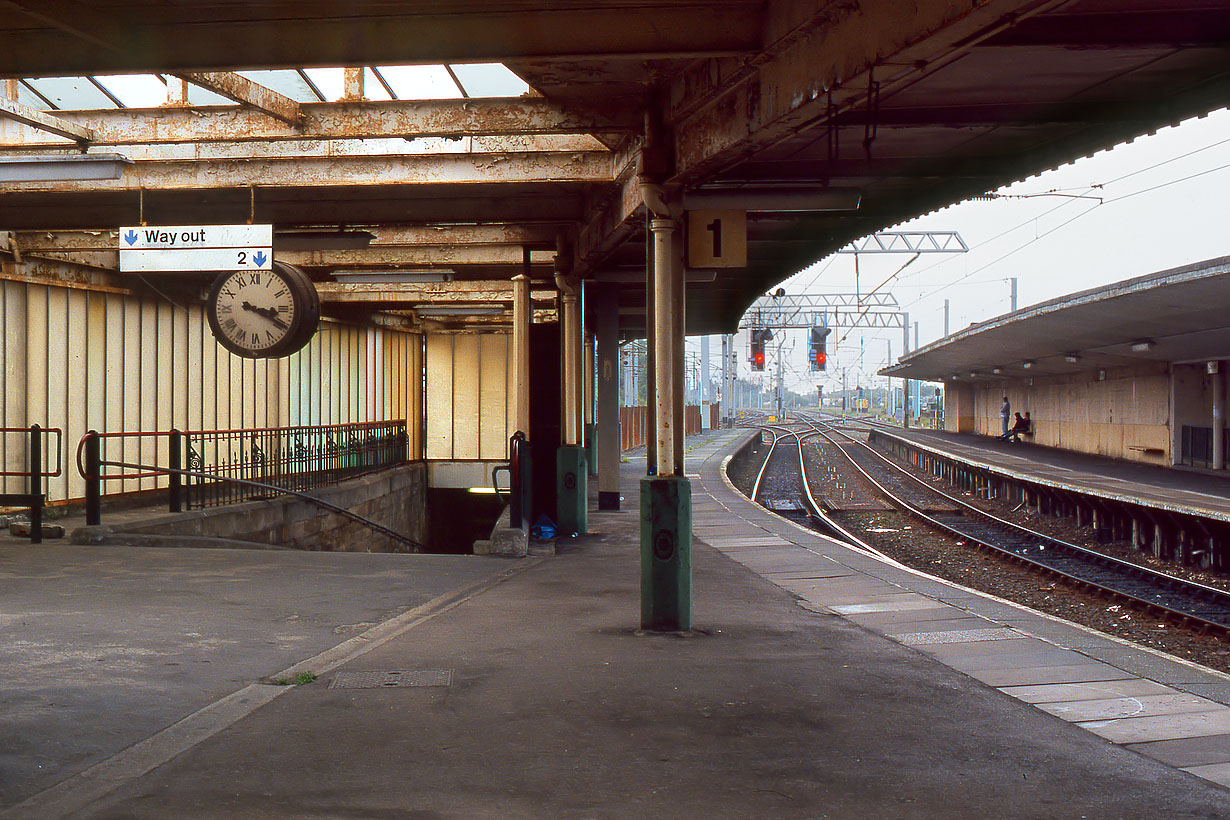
[315,281,557,304]
[283,247,557,269]
[0,99,639,148]
[173,72,303,126]
[16,225,562,252]
[574,144,644,278]
[0,3,763,76]
[0,96,94,144]
[1,151,614,192]
[110,134,603,162]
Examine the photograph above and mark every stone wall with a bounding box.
[110,463,428,552]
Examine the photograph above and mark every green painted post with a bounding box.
[640,475,692,631]
[556,445,588,536]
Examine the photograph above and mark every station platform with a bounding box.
[864,423,1230,522]
[3,429,1230,818]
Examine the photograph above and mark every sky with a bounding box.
[700,105,1230,397]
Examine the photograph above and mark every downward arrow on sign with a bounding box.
[253,251,268,267]
[123,230,138,246]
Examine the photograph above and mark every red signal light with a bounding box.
[815,351,826,368]
[753,350,765,367]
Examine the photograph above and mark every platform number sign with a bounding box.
[687,209,747,268]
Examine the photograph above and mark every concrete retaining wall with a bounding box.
[968,363,1171,463]
[111,463,428,552]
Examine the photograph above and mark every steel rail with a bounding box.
[749,428,781,504]
[754,419,899,563]
[802,415,1230,635]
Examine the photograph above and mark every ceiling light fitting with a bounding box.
[0,153,131,182]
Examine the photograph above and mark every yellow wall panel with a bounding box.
[479,334,510,460]
[425,335,455,459]
[452,335,481,460]
[0,270,425,505]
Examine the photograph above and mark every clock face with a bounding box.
[206,263,319,358]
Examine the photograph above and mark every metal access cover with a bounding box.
[894,628,1020,646]
[329,669,453,689]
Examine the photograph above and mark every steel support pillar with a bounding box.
[700,335,711,430]
[641,214,690,632]
[644,228,657,474]
[584,329,598,476]
[596,283,622,510]
[557,290,587,535]
[902,311,911,429]
[512,267,533,528]
[1214,362,1225,471]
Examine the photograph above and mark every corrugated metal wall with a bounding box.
[424,333,512,460]
[0,277,423,504]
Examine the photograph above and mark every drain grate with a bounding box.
[329,669,453,689]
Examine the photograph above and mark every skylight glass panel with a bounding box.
[449,64,532,97]
[237,70,319,103]
[185,83,234,106]
[15,82,43,110]
[376,65,463,100]
[94,74,167,108]
[364,68,393,101]
[24,77,115,109]
[302,67,343,101]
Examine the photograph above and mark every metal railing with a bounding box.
[76,420,419,551]
[0,425,63,544]
[180,420,408,508]
[78,420,408,514]
[492,431,529,529]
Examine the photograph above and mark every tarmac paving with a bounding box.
[2,428,1228,818]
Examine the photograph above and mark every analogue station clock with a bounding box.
[206,261,320,358]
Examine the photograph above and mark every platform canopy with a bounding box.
[3,1,1230,335]
[882,256,1230,381]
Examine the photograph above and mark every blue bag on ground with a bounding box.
[530,514,557,540]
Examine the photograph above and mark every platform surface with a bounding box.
[866,422,1230,520]
[2,429,1229,819]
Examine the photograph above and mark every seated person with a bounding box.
[998,412,1024,441]
[1008,411,1031,442]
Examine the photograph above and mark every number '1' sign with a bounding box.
[686,210,747,268]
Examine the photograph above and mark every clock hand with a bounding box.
[241,301,283,322]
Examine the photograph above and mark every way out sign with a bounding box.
[687,210,746,268]
[118,224,273,273]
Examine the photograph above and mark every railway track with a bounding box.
[746,412,1230,636]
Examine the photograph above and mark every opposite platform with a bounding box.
[866,423,1230,522]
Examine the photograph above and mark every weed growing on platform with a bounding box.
[274,671,317,686]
